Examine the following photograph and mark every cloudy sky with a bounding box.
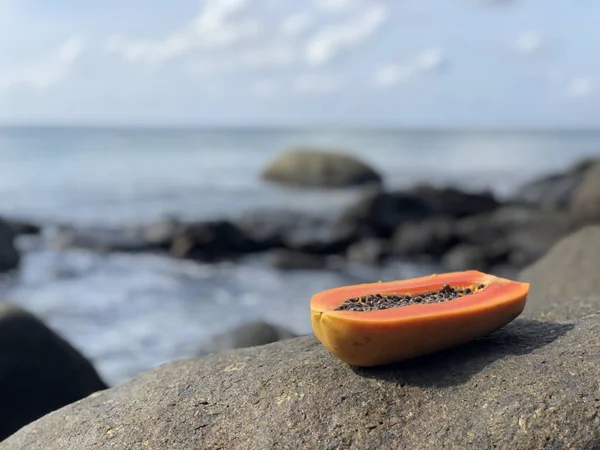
[0,0,599,127]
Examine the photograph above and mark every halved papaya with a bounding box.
[310,270,529,367]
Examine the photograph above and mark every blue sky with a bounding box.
[1,0,599,127]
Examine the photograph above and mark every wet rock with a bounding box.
[197,321,298,356]
[6,317,597,449]
[408,184,500,218]
[170,220,260,262]
[47,225,156,253]
[5,218,41,236]
[261,148,382,188]
[0,219,20,273]
[283,219,356,255]
[345,238,390,265]
[441,243,509,272]
[0,303,107,442]
[269,249,331,270]
[570,161,600,222]
[392,218,459,258]
[513,158,597,209]
[235,209,316,249]
[336,188,432,239]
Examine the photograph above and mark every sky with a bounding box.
[0,0,599,128]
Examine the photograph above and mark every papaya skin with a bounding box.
[310,270,529,367]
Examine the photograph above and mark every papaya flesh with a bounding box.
[310,270,529,367]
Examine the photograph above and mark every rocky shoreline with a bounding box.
[1,152,600,446]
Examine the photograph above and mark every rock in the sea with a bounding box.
[261,148,382,188]
[408,184,499,218]
[170,220,260,262]
[0,219,20,273]
[336,188,432,239]
[513,158,597,209]
[48,225,158,253]
[0,303,107,442]
[520,225,600,320]
[570,161,600,222]
[4,315,597,449]
[345,238,390,265]
[197,320,298,356]
[5,218,41,236]
[269,249,331,270]
[392,218,459,258]
[441,242,509,272]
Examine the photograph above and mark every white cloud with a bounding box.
[304,4,387,65]
[107,0,262,64]
[316,0,356,12]
[374,46,446,88]
[416,47,446,71]
[0,36,85,90]
[293,73,343,93]
[567,77,593,99]
[280,12,313,36]
[515,31,542,55]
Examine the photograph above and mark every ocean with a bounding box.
[1,126,599,385]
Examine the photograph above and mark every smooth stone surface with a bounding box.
[570,161,600,222]
[0,303,107,442]
[3,316,597,449]
[261,149,382,188]
[0,219,20,273]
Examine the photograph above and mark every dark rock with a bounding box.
[170,220,260,262]
[513,158,597,209]
[408,184,500,218]
[261,148,382,188]
[0,219,20,273]
[570,161,600,222]
[5,317,598,449]
[452,207,582,271]
[441,243,509,272]
[197,321,298,356]
[48,225,157,253]
[5,219,41,236]
[136,218,183,248]
[235,209,315,249]
[0,303,107,442]
[336,188,432,239]
[392,218,459,258]
[270,249,331,270]
[345,238,390,265]
[520,225,600,320]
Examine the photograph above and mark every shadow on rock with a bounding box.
[350,318,574,388]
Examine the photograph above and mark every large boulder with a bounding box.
[408,185,499,218]
[519,225,600,320]
[0,303,107,442]
[570,161,600,222]
[0,219,20,272]
[513,158,597,209]
[261,149,382,188]
[3,316,597,449]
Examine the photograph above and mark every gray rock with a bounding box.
[197,320,298,356]
[0,219,20,273]
[170,220,260,262]
[4,317,597,449]
[570,161,600,222]
[336,188,432,239]
[48,225,156,253]
[261,148,382,188]
[345,238,390,265]
[513,158,597,209]
[270,249,331,270]
[393,218,459,257]
[0,303,107,442]
[408,184,499,218]
[441,243,509,272]
[519,225,600,320]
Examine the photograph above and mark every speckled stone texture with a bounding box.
[3,227,600,449]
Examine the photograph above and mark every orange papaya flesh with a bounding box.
[310,270,529,367]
